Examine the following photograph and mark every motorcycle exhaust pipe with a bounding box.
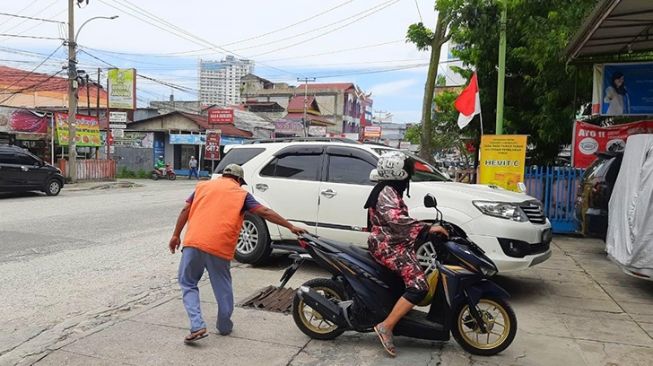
[298,286,347,327]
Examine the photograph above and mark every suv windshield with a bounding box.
[372,148,451,182]
[214,148,265,173]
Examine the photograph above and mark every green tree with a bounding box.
[411,0,597,164]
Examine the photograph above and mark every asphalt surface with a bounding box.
[0,180,201,363]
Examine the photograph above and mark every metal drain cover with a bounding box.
[239,285,296,313]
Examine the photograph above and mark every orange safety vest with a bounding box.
[183,177,248,260]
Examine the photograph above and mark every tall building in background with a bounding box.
[199,56,254,106]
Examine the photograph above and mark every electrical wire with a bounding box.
[1,0,58,35]
[0,33,62,41]
[0,69,65,104]
[0,11,65,24]
[0,44,63,94]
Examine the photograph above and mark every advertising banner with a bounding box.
[592,63,653,116]
[204,130,221,160]
[308,126,327,137]
[0,107,49,134]
[113,131,153,148]
[107,68,136,110]
[479,135,528,192]
[364,126,382,138]
[274,120,305,135]
[208,108,234,124]
[573,120,653,168]
[169,134,205,145]
[54,113,102,146]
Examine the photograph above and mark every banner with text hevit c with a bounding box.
[479,135,528,192]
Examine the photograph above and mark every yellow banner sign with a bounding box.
[479,135,528,192]
[55,113,102,147]
[107,68,136,109]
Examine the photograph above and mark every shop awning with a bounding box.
[567,0,653,62]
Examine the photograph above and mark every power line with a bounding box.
[0,44,63,94]
[0,69,65,104]
[0,11,65,24]
[249,0,400,58]
[0,33,62,40]
[233,0,398,53]
[413,0,424,23]
[260,39,404,62]
[1,0,58,35]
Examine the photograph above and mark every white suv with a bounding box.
[213,139,552,273]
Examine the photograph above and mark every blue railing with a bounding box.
[524,166,585,234]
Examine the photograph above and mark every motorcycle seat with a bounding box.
[311,237,380,269]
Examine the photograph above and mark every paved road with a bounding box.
[0,180,201,363]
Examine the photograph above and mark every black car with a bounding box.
[0,144,64,196]
[576,152,623,239]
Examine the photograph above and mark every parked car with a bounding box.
[576,152,623,239]
[213,139,552,273]
[0,144,64,196]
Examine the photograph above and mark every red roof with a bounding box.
[179,112,252,138]
[296,83,355,91]
[0,65,107,101]
[285,112,334,125]
[287,95,317,112]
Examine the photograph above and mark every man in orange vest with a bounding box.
[169,164,306,343]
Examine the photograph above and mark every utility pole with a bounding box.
[67,0,78,182]
[297,77,316,137]
[495,0,507,135]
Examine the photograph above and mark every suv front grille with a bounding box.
[520,201,546,224]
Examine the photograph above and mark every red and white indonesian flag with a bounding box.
[454,73,481,129]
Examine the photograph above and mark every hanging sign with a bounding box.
[479,135,528,192]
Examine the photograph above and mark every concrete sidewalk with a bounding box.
[34,238,653,366]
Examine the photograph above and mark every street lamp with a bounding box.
[67,10,118,183]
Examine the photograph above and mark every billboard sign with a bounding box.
[208,108,234,124]
[573,120,653,168]
[308,126,327,137]
[364,126,382,138]
[109,111,128,123]
[592,63,653,116]
[169,134,205,145]
[107,68,136,110]
[479,135,528,192]
[204,130,221,160]
[54,113,102,146]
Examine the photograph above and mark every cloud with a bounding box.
[370,79,418,97]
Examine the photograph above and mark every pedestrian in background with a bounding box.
[188,156,199,180]
[168,164,307,344]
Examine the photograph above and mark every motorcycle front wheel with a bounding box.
[451,297,517,356]
[292,278,345,340]
[168,173,176,180]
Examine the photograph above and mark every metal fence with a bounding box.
[58,159,116,181]
[524,166,585,234]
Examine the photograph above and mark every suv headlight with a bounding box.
[473,201,529,222]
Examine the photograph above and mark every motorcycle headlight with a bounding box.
[473,201,528,222]
[479,264,497,277]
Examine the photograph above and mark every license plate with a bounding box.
[541,229,553,244]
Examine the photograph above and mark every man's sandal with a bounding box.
[184,328,208,344]
[373,324,396,357]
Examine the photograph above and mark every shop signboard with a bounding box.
[0,107,48,134]
[592,62,653,116]
[364,126,382,139]
[208,108,234,124]
[109,111,128,123]
[204,130,221,160]
[572,120,653,168]
[308,126,327,137]
[54,112,102,147]
[221,136,246,145]
[109,123,127,129]
[113,131,153,148]
[479,135,528,192]
[169,133,205,145]
[274,120,304,135]
[107,68,136,110]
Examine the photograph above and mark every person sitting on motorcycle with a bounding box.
[364,151,448,357]
[155,156,166,176]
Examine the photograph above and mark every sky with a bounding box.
[0,0,461,123]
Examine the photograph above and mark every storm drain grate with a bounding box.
[239,285,296,314]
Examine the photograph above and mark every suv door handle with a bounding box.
[255,183,269,192]
[320,189,337,198]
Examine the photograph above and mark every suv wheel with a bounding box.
[416,241,438,275]
[235,212,272,265]
[44,179,62,196]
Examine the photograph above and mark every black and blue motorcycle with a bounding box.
[280,194,517,356]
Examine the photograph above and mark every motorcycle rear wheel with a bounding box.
[168,173,176,180]
[292,278,345,340]
[451,297,517,356]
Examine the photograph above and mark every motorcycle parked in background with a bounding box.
[281,194,517,356]
[151,164,176,180]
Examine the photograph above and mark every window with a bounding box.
[327,155,375,185]
[260,154,322,181]
[14,152,37,165]
[214,148,265,173]
[0,152,19,164]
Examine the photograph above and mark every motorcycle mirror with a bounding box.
[424,194,437,208]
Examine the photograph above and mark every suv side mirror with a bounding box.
[424,194,437,208]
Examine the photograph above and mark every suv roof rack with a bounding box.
[245,137,360,144]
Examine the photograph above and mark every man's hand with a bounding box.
[169,235,181,254]
[429,225,449,238]
[289,225,308,236]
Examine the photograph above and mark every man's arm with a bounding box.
[169,202,191,254]
[251,206,307,235]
